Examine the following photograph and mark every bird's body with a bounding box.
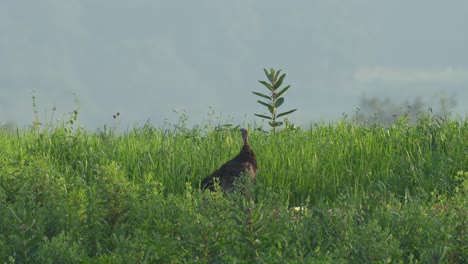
[201,128,257,192]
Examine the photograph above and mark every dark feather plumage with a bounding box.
[201,128,257,192]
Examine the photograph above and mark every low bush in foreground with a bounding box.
[0,115,466,263]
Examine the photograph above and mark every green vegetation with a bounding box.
[0,113,467,263]
[253,68,297,132]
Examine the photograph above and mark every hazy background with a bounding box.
[1,0,467,130]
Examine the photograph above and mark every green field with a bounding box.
[0,114,466,263]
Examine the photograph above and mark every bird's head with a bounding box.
[240,128,248,143]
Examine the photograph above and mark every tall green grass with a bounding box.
[0,114,466,262]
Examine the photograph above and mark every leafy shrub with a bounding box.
[35,232,84,264]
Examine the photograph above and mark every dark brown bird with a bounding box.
[201,128,257,192]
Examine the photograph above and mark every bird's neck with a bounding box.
[240,144,254,157]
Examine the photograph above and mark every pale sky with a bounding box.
[1,1,467,129]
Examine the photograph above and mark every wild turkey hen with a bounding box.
[201,128,257,192]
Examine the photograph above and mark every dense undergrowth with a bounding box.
[0,114,467,263]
